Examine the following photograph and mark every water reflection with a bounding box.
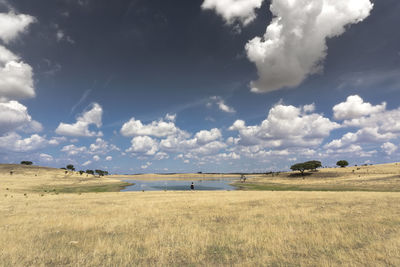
[121,179,237,191]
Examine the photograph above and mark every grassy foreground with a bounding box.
[1,191,399,266]
[1,163,400,265]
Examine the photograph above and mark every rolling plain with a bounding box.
[1,163,399,266]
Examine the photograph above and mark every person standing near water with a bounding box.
[190,182,194,190]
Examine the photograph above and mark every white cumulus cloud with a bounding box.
[229,103,340,148]
[61,144,87,156]
[39,153,53,162]
[327,95,400,152]
[333,95,386,120]
[245,0,373,93]
[0,10,36,101]
[0,40,36,103]
[121,116,184,138]
[0,100,42,134]
[126,136,159,156]
[0,12,36,43]
[195,128,222,145]
[201,0,263,26]
[0,132,47,152]
[381,142,397,156]
[55,103,103,137]
[89,138,119,154]
[324,128,395,149]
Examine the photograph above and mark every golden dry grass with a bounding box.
[0,164,129,193]
[1,191,399,266]
[1,163,400,266]
[235,162,400,192]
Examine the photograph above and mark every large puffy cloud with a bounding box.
[61,144,87,156]
[126,136,158,156]
[0,8,46,154]
[55,103,103,137]
[333,97,400,134]
[0,132,48,152]
[158,135,196,153]
[119,96,400,167]
[324,144,376,158]
[0,12,36,43]
[89,138,120,154]
[120,116,227,159]
[195,128,222,145]
[324,128,395,149]
[121,117,184,138]
[326,95,400,153]
[0,57,34,100]
[0,11,36,100]
[159,128,225,156]
[245,0,373,93]
[60,139,120,160]
[189,140,227,155]
[381,142,397,156]
[201,0,263,26]
[229,103,340,148]
[333,95,386,120]
[0,100,42,134]
[334,95,400,133]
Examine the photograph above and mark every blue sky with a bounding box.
[1,0,400,174]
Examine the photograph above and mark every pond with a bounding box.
[121,179,238,191]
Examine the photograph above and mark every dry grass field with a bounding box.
[0,163,399,266]
[1,191,399,266]
[235,162,400,192]
[0,164,131,194]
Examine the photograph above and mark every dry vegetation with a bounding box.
[0,164,131,193]
[1,191,399,266]
[235,163,400,192]
[0,163,399,266]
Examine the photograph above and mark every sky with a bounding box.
[1,0,400,174]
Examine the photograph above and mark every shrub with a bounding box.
[21,161,33,165]
[290,160,322,178]
[66,164,75,171]
[336,160,349,168]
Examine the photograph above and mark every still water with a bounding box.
[121,179,237,191]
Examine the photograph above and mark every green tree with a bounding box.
[86,169,94,175]
[336,160,349,168]
[290,163,307,175]
[95,170,104,176]
[291,160,322,178]
[66,164,75,171]
[20,161,33,165]
[304,160,322,171]
[79,170,84,175]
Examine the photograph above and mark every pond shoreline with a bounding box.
[120,178,239,191]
